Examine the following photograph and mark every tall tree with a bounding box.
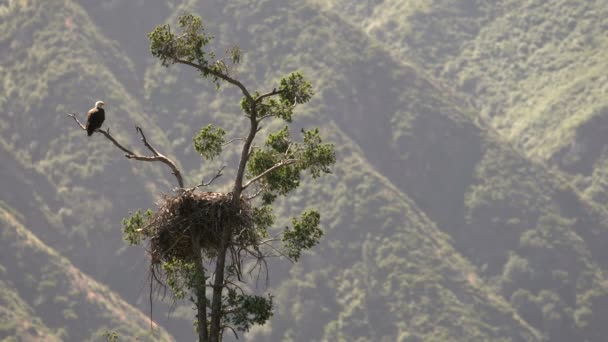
[72,14,335,342]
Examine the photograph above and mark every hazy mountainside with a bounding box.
[141,1,541,336]
[314,0,608,203]
[0,278,59,341]
[1,0,607,341]
[0,204,173,341]
[308,1,608,340]
[138,0,543,339]
[143,0,608,340]
[0,0,186,339]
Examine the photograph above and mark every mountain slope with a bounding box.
[0,278,59,341]
[0,0,193,339]
[1,0,607,341]
[312,0,608,203]
[139,1,553,340]
[0,204,173,341]
[298,2,608,340]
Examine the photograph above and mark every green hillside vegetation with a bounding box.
[0,0,192,338]
[0,204,172,341]
[0,278,59,341]
[0,0,607,340]
[141,1,543,340]
[315,0,608,203]
[140,0,608,340]
[297,2,608,339]
[0,0,161,251]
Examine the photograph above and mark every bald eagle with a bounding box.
[86,101,105,136]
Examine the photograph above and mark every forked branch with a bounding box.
[191,166,225,190]
[67,112,184,188]
[255,88,284,103]
[242,159,297,191]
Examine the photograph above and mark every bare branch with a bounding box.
[223,137,245,146]
[260,237,282,244]
[67,112,86,130]
[221,325,239,340]
[136,126,160,156]
[173,58,253,103]
[256,113,274,123]
[242,159,297,191]
[260,238,294,263]
[67,112,134,155]
[66,112,184,188]
[255,88,284,103]
[191,166,225,189]
[283,143,293,157]
[245,187,265,200]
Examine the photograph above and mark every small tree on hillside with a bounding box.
[71,14,335,342]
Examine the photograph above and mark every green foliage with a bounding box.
[225,289,273,332]
[299,128,336,178]
[283,210,323,261]
[252,205,274,236]
[148,14,241,87]
[121,209,153,246]
[102,330,119,342]
[255,72,314,122]
[192,124,226,160]
[266,126,291,153]
[240,96,254,115]
[501,253,533,295]
[0,208,171,341]
[141,3,548,339]
[162,258,198,301]
[145,11,335,340]
[248,127,335,204]
[227,46,242,65]
[279,72,313,105]
[149,14,213,68]
[248,148,300,202]
[12,0,608,341]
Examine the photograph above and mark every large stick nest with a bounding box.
[145,191,256,265]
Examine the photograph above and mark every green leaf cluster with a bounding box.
[252,205,274,237]
[283,210,323,261]
[300,128,335,178]
[256,72,314,122]
[148,14,241,87]
[248,127,335,204]
[149,14,212,68]
[192,124,226,160]
[102,331,118,342]
[225,289,273,332]
[279,72,313,105]
[162,258,198,301]
[121,209,153,246]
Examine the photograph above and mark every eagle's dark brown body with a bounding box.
[86,106,105,136]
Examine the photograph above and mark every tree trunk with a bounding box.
[192,232,208,342]
[209,229,231,342]
[209,102,258,342]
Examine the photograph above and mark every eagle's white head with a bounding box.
[95,100,106,109]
